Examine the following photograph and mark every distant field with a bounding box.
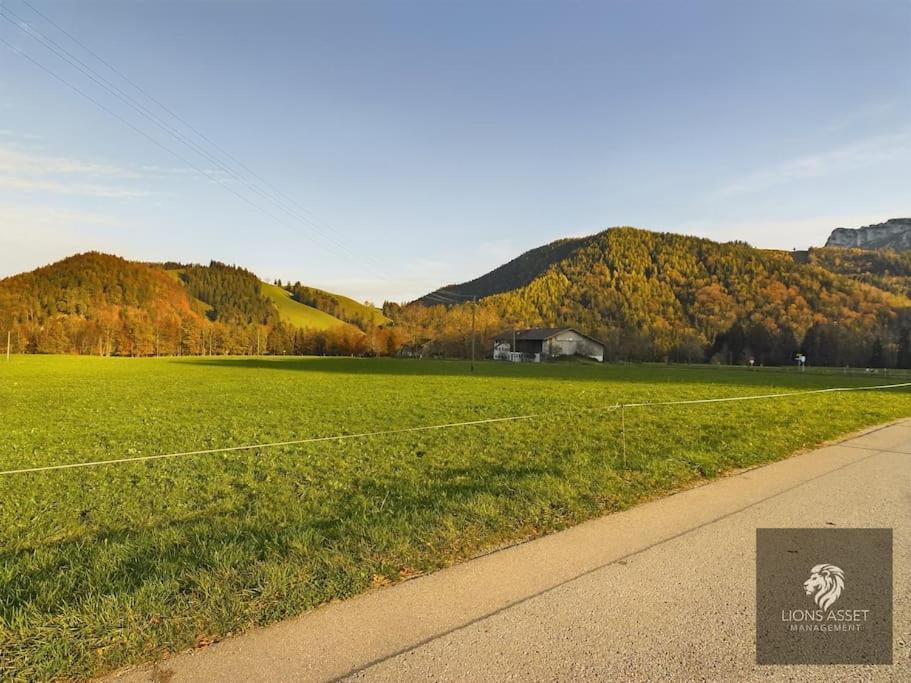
[1,356,910,680]
[259,282,356,331]
[304,284,391,326]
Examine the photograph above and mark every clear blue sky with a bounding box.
[1,0,909,302]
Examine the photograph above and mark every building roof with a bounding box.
[495,327,603,345]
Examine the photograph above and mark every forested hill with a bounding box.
[0,253,204,355]
[419,236,588,304]
[801,247,911,299]
[0,253,385,356]
[407,227,911,366]
[8,229,911,365]
[0,253,198,320]
[170,261,278,325]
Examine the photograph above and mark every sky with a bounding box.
[1,0,909,303]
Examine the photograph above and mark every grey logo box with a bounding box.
[756,528,892,665]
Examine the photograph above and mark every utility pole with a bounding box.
[470,295,477,372]
[6,331,10,362]
[256,327,261,356]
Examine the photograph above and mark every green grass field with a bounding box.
[1,356,910,680]
[259,282,357,331]
[303,284,391,327]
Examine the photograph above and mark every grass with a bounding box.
[303,284,391,326]
[166,268,357,331]
[259,282,357,331]
[1,356,910,680]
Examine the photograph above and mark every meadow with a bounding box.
[259,282,358,332]
[1,355,910,680]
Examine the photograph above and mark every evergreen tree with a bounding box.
[869,337,885,368]
[898,328,911,369]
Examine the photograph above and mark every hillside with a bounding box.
[165,264,357,332]
[285,282,390,329]
[1,253,364,355]
[165,262,357,332]
[418,236,588,304]
[802,247,911,298]
[7,231,911,365]
[168,262,276,325]
[825,218,911,251]
[410,227,911,366]
[0,252,205,355]
[163,268,214,316]
[261,282,359,332]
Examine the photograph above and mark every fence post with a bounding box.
[621,403,626,467]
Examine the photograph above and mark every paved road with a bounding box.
[115,420,911,682]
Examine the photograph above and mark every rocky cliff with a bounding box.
[825,218,911,251]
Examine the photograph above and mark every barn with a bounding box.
[493,328,604,362]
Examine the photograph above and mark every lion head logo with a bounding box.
[803,563,845,610]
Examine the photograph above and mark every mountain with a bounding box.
[413,227,911,366]
[419,236,588,304]
[825,218,911,251]
[8,227,911,366]
[1,253,374,355]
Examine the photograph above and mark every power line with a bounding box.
[423,289,476,304]
[0,33,356,273]
[0,10,239,178]
[427,292,462,303]
[1,5,395,283]
[0,36,210,185]
[436,289,476,300]
[1,7,388,280]
[21,0,358,267]
[423,293,461,305]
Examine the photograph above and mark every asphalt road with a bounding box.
[115,420,911,682]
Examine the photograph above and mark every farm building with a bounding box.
[493,328,604,362]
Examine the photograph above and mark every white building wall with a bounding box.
[543,330,604,362]
[493,342,540,363]
[493,342,511,360]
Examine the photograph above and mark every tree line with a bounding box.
[5,233,911,368]
[176,261,278,325]
[284,282,378,332]
[0,253,404,357]
[386,229,911,368]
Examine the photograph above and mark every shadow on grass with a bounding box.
[175,356,871,390]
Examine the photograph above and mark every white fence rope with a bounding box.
[619,381,911,407]
[1,381,909,477]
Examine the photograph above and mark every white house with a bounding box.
[493,328,604,362]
